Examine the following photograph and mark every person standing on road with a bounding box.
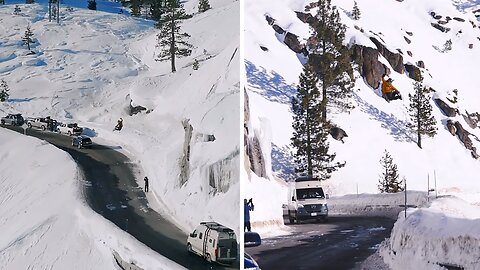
[244,198,254,232]
[144,176,149,192]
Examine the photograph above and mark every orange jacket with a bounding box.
[381,77,398,95]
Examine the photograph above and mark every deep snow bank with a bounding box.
[0,128,183,269]
[381,196,480,270]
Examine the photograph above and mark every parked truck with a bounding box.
[26,117,50,131]
[1,113,25,126]
[283,176,329,224]
[57,123,83,136]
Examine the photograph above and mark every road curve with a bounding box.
[3,126,238,270]
[246,216,395,270]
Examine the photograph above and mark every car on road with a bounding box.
[245,232,262,270]
[1,113,24,126]
[26,117,50,131]
[72,135,92,149]
[187,222,238,265]
[283,176,329,224]
[57,122,83,136]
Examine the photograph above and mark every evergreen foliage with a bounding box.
[22,25,34,51]
[149,0,166,21]
[407,77,437,148]
[291,64,345,180]
[131,0,141,16]
[155,0,192,72]
[352,1,360,20]
[378,150,404,193]
[198,0,211,13]
[0,80,9,102]
[87,0,96,10]
[192,59,199,70]
[26,0,34,4]
[308,0,354,123]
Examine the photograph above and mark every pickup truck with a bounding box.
[26,117,50,131]
[1,114,25,126]
[57,123,83,136]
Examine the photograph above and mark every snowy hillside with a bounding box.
[0,128,183,270]
[0,0,239,237]
[245,0,480,198]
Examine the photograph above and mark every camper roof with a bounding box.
[295,176,320,182]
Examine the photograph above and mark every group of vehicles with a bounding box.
[1,113,92,149]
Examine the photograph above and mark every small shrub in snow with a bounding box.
[352,1,361,20]
[14,5,21,15]
[0,80,10,102]
[198,0,211,13]
[22,24,34,51]
[378,150,404,193]
[25,0,34,4]
[87,0,96,10]
[192,59,199,70]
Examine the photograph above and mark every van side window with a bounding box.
[209,239,212,243]
[213,239,216,247]
[199,232,203,239]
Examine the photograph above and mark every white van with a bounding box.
[187,222,237,264]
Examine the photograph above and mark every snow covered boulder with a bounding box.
[352,44,389,89]
[370,37,404,74]
[284,32,304,54]
[434,98,457,117]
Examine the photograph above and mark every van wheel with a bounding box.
[206,253,212,263]
[187,243,193,254]
[78,144,82,149]
[27,123,32,129]
[68,131,72,136]
[42,125,46,131]
[0,120,4,125]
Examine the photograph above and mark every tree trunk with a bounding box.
[170,9,176,72]
[417,90,422,148]
[306,105,312,176]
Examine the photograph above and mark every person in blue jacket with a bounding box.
[244,198,254,232]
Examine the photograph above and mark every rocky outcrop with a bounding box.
[180,119,193,186]
[404,36,411,44]
[370,37,404,74]
[329,126,348,143]
[453,121,479,159]
[453,17,465,22]
[431,23,451,33]
[295,11,315,25]
[272,24,285,34]
[463,111,480,129]
[417,60,425,68]
[447,120,456,136]
[404,64,422,81]
[129,103,147,115]
[284,32,304,54]
[434,98,457,117]
[352,44,389,89]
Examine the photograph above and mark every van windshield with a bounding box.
[296,188,325,199]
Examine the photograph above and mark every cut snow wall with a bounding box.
[179,119,193,186]
[208,149,240,193]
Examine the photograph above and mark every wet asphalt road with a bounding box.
[3,126,239,270]
[246,216,395,270]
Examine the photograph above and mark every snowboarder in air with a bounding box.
[144,176,149,192]
[381,75,402,102]
[244,198,254,232]
[114,118,123,131]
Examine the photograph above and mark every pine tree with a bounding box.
[192,59,199,70]
[291,64,345,180]
[378,150,404,193]
[14,5,21,14]
[407,78,437,149]
[308,0,354,123]
[0,80,9,102]
[198,0,211,13]
[131,0,141,16]
[155,0,192,72]
[87,0,96,10]
[149,0,166,21]
[352,1,360,20]
[22,25,34,51]
[26,0,34,4]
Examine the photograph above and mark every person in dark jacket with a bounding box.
[244,198,254,232]
[144,176,149,192]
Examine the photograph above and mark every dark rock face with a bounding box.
[417,60,425,68]
[453,17,465,22]
[272,24,285,34]
[406,31,413,36]
[329,126,348,143]
[404,64,422,81]
[463,111,480,129]
[370,37,404,74]
[407,51,413,57]
[295,11,315,25]
[453,121,479,159]
[265,15,274,25]
[129,103,147,115]
[438,20,448,25]
[260,45,269,51]
[404,36,411,44]
[434,98,457,117]
[244,90,267,178]
[284,32,303,53]
[447,120,456,136]
[352,44,390,89]
[431,23,451,32]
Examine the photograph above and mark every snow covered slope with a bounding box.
[0,0,239,235]
[245,0,480,199]
[0,128,183,270]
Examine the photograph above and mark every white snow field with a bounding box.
[0,0,239,239]
[0,128,184,270]
[244,0,480,267]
